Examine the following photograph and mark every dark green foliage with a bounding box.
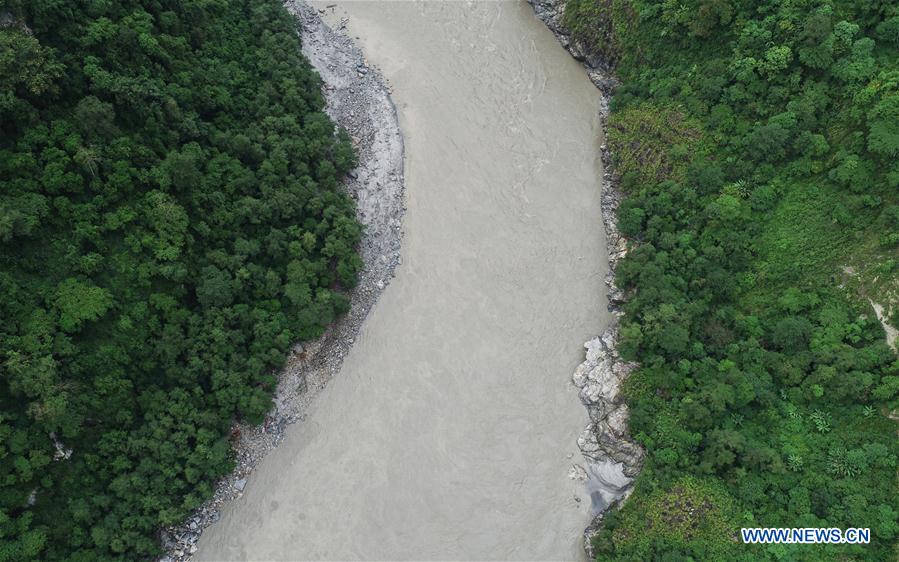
[566,0,899,560]
[0,1,361,559]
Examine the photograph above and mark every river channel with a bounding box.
[195,1,609,559]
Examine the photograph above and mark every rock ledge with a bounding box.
[527,0,645,556]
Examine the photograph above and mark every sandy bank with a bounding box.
[193,1,610,559]
[160,2,404,559]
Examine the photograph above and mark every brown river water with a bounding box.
[195,1,609,559]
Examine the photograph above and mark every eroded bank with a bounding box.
[194,1,611,560]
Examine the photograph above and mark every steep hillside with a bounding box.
[561,0,899,559]
[0,1,360,559]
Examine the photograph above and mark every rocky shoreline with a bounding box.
[527,0,645,557]
[159,2,405,560]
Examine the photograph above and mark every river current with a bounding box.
[196,2,609,559]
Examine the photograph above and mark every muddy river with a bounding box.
[195,1,609,559]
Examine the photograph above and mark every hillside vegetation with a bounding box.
[0,1,361,559]
[563,0,899,560]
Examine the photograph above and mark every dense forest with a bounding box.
[0,0,362,559]
[563,0,899,560]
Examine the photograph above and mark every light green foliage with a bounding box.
[565,0,899,560]
[591,477,746,560]
[607,105,703,189]
[867,93,899,157]
[53,279,113,332]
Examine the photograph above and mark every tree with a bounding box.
[0,1,365,558]
[868,93,899,157]
[53,279,113,333]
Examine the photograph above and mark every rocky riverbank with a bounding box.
[158,2,404,560]
[527,0,645,557]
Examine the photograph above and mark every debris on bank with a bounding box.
[159,2,405,559]
[527,0,646,557]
